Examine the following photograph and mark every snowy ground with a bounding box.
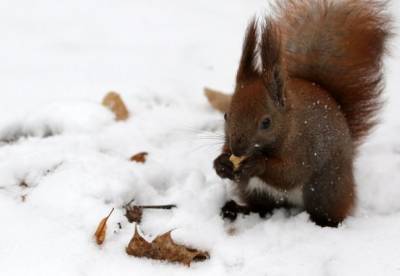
[0,0,400,275]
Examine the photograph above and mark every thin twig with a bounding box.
[134,204,177,210]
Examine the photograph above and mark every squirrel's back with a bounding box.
[276,0,392,143]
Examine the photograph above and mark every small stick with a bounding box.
[134,204,177,210]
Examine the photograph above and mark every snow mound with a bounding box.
[0,101,114,142]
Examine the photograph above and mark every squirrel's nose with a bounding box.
[230,137,247,156]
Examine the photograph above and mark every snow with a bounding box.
[0,0,400,275]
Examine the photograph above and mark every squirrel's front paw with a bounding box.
[234,155,265,182]
[214,153,234,180]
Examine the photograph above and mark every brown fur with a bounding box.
[276,0,392,143]
[213,0,391,227]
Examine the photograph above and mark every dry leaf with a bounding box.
[229,155,245,170]
[19,181,28,188]
[102,91,129,121]
[126,226,209,266]
[153,231,209,266]
[127,226,154,256]
[130,152,148,163]
[125,206,143,224]
[204,87,231,113]
[94,208,114,245]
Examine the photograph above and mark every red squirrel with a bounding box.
[213,0,392,227]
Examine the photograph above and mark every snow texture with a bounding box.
[0,0,400,275]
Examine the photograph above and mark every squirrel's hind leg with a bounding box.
[303,160,355,227]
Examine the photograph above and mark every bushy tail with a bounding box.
[276,0,392,143]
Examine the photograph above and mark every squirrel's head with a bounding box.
[225,19,287,157]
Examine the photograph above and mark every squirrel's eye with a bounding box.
[224,113,228,121]
[260,117,271,129]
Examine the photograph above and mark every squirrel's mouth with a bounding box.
[250,144,275,158]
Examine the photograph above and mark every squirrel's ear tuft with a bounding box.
[236,18,260,83]
[261,20,286,107]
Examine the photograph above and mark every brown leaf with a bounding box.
[130,152,148,163]
[94,208,114,245]
[126,226,154,257]
[125,206,143,224]
[204,87,231,113]
[19,181,28,188]
[102,91,129,121]
[126,226,209,266]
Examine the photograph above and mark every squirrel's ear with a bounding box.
[261,20,286,107]
[236,18,259,83]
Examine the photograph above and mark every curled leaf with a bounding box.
[94,208,114,245]
[125,206,143,224]
[126,226,209,266]
[19,181,28,188]
[130,152,148,163]
[204,87,231,113]
[102,91,129,121]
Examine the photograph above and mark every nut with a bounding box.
[229,155,245,170]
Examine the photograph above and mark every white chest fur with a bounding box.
[246,177,304,207]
